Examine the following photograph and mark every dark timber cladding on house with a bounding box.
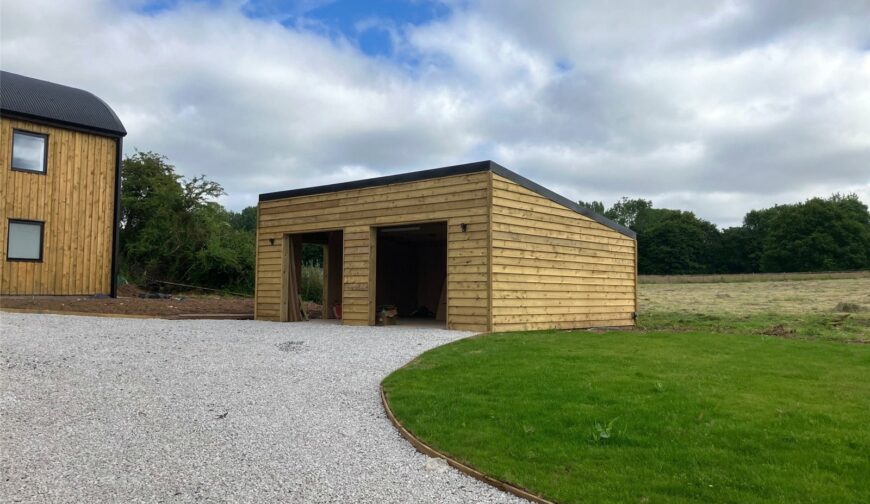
[0,70,126,296]
[256,161,638,332]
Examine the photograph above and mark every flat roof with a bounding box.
[259,161,636,238]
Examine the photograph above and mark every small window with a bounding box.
[7,220,44,261]
[11,130,48,174]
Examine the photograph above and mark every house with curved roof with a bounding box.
[1,70,126,296]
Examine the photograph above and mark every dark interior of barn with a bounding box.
[375,222,447,327]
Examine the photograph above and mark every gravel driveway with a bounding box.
[0,313,524,503]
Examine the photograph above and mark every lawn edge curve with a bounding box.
[379,385,555,504]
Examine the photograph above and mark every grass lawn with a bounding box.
[383,287,870,503]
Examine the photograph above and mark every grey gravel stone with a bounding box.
[0,313,526,503]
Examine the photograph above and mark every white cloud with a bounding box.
[2,0,869,225]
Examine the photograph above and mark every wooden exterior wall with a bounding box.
[0,118,117,295]
[489,173,637,331]
[256,172,491,331]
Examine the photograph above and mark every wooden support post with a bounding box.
[323,231,344,319]
[281,235,291,322]
[293,235,303,296]
[435,278,447,322]
[282,234,305,322]
[368,227,377,326]
[322,244,330,320]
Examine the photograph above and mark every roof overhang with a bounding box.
[259,161,636,239]
[0,110,126,139]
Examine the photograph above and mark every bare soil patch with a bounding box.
[0,284,252,319]
[761,324,796,338]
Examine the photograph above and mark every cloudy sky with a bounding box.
[2,0,869,226]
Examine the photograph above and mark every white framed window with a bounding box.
[11,130,48,174]
[7,220,44,262]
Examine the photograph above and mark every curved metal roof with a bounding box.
[0,70,126,137]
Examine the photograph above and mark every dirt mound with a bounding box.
[834,302,866,313]
[117,283,145,297]
[761,325,796,338]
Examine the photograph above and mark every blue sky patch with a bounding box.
[136,0,224,15]
[135,1,451,57]
[243,0,451,57]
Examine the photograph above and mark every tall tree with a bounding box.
[717,226,754,273]
[228,206,257,232]
[759,194,870,272]
[578,200,606,214]
[635,209,720,275]
[606,197,653,228]
[739,205,788,272]
[120,151,255,292]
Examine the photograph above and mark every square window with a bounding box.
[11,130,48,173]
[7,220,44,261]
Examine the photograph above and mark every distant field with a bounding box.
[640,270,870,284]
[638,276,870,342]
[639,276,870,315]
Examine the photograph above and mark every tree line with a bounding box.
[119,151,869,294]
[580,194,870,275]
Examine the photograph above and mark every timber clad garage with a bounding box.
[0,71,126,296]
[256,161,637,332]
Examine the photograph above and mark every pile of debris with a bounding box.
[377,305,398,326]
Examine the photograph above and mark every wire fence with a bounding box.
[147,279,254,298]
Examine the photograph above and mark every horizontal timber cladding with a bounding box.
[490,174,637,331]
[256,171,491,332]
[0,118,116,295]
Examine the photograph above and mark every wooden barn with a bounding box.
[256,161,637,332]
[1,71,126,296]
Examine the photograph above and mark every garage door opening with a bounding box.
[282,230,343,322]
[375,222,447,328]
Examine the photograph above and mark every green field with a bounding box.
[639,276,870,343]
[383,276,870,503]
[639,270,870,284]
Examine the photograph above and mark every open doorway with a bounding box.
[375,222,447,328]
[282,230,343,322]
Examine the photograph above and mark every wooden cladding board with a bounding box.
[256,172,491,332]
[0,118,116,295]
[490,174,637,331]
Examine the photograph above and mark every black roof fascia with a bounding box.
[0,110,125,139]
[259,161,492,201]
[259,160,636,239]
